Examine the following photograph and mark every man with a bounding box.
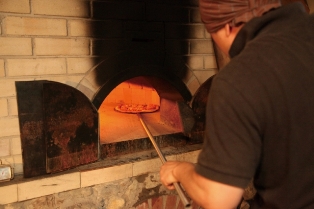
[160,0,314,208]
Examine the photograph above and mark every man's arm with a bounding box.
[160,161,244,209]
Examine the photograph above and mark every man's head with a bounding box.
[199,0,282,34]
[199,0,281,55]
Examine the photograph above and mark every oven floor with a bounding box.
[99,103,182,144]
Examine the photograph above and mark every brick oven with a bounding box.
[0,0,216,208]
[14,49,205,179]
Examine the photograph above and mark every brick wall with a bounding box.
[0,0,217,176]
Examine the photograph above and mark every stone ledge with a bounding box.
[0,144,202,205]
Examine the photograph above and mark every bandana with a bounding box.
[199,0,282,33]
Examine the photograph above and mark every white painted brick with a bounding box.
[0,37,32,56]
[2,155,22,175]
[186,75,200,96]
[0,59,4,77]
[193,70,216,85]
[132,155,176,176]
[205,30,211,39]
[0,98,8,117]
[69,20,93,37]
[204,55,218,69]
[64,76,86,89]
[191,24,207,38]
[11,137,21,155]
[32,0,90,17]
[76,84,95,101]
[191,40,215,54]
[4,16,67,36]
[7,58,67,76]
[0,0,30,14]
[37,75,85,89]
[18,172,80,201]
[0,146,22,174]
[13,154,23,174]
[0,184,18,205]
[81,164,133,188]
[133,158,161,176]
[182,68,193,84]
[185,56,203,70]
[34,38,90,56]
[83,69,101,90]
[0,156,14,166]
[0,117,20,137]
[8,97,18,116]
[67,58,95,74]
[0,138,10,157]
[0,78,22,97]
[176,150,201,164]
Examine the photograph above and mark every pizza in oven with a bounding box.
[115,104,159,113]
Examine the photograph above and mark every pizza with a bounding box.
[115,104,159,113]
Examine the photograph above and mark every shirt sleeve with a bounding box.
[195,76,262,188]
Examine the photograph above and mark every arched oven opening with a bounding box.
[100,76,179,144]
[97,74,195,159]
[80,49,198,159]
[91,68,197,158]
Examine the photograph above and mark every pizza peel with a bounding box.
[137,113,191,208]
[114,104,191,208]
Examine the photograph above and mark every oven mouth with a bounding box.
[99,76,188,144]
[99,101,185,144]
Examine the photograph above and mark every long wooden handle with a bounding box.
[137,114,191,208]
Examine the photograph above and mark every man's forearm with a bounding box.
[172,162,244,209]
[172,162,213,207]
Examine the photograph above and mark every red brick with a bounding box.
[136,201,149,209]
[177,200,185,209]
[152,196,163,209]
[165,195,177,209]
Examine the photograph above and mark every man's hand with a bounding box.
[159,161,244,209]
[160,161,193,190]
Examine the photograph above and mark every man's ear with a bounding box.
[225,23,243,40]
[224,23,231,37]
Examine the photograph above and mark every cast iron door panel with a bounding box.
[16,80,98,178]
[43,81,98,173]
[16,81,47,178]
